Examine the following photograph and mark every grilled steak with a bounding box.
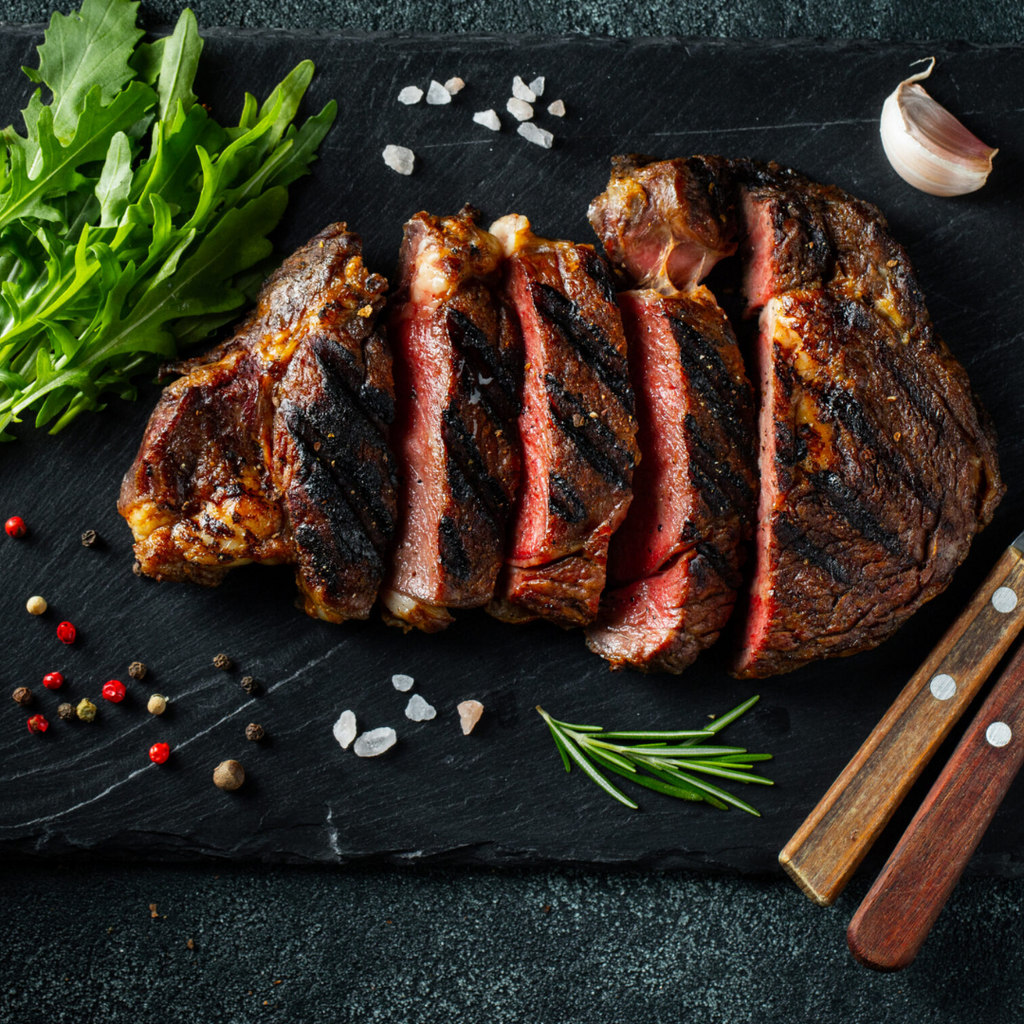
[382,207,523,632]
[488,215,640,628]
[586,286,757,673]
[731,160,1003,676]
[119,225,397,623]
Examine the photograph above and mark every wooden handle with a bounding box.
[779,545,1024,906]
[847,639,1024,970]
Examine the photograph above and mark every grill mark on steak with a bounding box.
[440,405,510,525]
[808,470,903,556]
[547,471,588,524]
[447,307,520,423]
[774,514,851,585]
[439,513,472,582]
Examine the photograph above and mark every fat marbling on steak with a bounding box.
[488,215,640,628]
[382,207,522,632]
[119,224,397,623]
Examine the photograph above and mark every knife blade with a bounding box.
[779,528,1024,906]
[847,635,1024,970]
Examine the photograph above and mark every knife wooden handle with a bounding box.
[779,545,1024,906]
[847,639,1024,970]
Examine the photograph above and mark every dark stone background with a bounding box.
[1,2,1022,1022]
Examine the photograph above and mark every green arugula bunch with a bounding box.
[0,0,337,439]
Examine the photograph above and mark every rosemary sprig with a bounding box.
[536,695,773,815]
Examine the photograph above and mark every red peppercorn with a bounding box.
[102,679,126,703]
[5,516,27,538]
[42,671,64,691]
[27,714,49,734]
[56,621,77,644]
[149,742,170,765]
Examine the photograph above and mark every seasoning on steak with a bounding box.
[730,160,1003,677]
[587,154,737,293]
[585,286,757,673]
[487,215,639,628]
[118,224,397,623]
[382,206,523,632]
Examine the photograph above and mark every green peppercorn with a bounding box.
[76,698,97,722]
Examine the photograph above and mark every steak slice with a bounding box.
[488,215,640,628]
[382,207,523,632]
[586,287,757,673]
[587,154,736,293]
[119,224,397,623]
[731,161,1003,676]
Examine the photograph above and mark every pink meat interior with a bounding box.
[740,190,776,313]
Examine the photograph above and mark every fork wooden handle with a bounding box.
[779,545,1024,906]
[847,638,1024,970]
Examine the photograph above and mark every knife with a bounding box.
[847,635,1024,970]
[779,528,1024,906]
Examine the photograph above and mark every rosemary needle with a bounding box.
[536,696,773,815]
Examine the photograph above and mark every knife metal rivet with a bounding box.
[992,587,1018,614]
[929,674,957,701]
[986,722,1013,748]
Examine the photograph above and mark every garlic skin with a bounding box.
[880,58,997,197]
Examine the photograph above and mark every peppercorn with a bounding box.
[149,742,170,765]
[5,516,27,538]
[57,702,75,721]
[26,713,48,734]
[212,653,233,671]
[147,694,167,715]
[81,529,98,547]
[12,686,32,707]
[240,676,261,696]
[245,723,265,741]
[56,621,76,644]
[26,595,48,616]
[128,661,147,681]
[102,679,126,703]
[42,671,64,690]
[76,698,97,722]
[213,759,245,791]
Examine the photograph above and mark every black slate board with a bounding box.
[1,30,1023,875]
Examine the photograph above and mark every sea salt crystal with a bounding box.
[528,76,545,97]
[473,109,501,131]
[397,85,423,105]
[457,700,484,735]
[547,99,566,117]
[383,145,415,175]
[512,75,537,103]
[506,97,534,122]
[444,77,466,95]
[354,727,397,757]
[426,80,452,105]
[405,694,437,722]
[518,122,553,149]
[332,710,357,749]
[392,673,415,692]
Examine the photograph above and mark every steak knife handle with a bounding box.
[847,639,1024,970]
[779,545,1024,906]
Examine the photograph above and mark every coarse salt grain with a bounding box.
[354,727,397,757]
[512,75,537,103]
[398,85,423,105]
[473,109,501,131]
[444,77,465,95]
[333,710,357,749]
[426,80,452,105]
[518,122,553,149]
[528,76,545,97]
[457,700,484,735]
[405,694,437,722]
[506,97,534,122]
[547,99,566,117]
[392,673,415,692]
[383,145,415,175]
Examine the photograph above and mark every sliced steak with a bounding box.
[587,154,736,293]
[731,161,1003,676]
[382,207,523,632]
[586,286,757,673]
[119,224,397,623]
[488,215,640,628]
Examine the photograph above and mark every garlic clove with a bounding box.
[880,57,997,197]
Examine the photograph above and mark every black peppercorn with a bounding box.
[213,653,233,671]
[81,529,98,547]
[240,676,261,695]
[12,686,32,707]
[128,661,147,681]
[57,702,76,721]
[245,723,265,741]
